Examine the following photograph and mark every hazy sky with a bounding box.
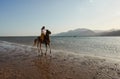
[0,0,120,36]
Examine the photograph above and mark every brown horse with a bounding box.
[33,30,51,54]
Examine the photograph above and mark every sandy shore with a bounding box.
[0,41,120,79]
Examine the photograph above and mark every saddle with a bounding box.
[38,35,47,43]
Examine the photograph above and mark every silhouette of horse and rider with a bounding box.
[33,26,51,55]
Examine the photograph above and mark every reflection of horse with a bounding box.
[33,30,51,54]
[34,55,52,79]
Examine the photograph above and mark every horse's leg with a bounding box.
[48,43,51,54]
[45,43,47,55]
[40,42,43,54]
[37,41,40,52]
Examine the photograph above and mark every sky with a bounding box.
[0,0,120,36]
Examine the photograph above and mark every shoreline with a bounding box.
[0,41,120,79]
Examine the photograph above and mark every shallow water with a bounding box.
[0,36,120,58]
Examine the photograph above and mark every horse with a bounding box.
[33,30,51,55]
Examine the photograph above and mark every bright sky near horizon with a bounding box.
[0,0,120,36]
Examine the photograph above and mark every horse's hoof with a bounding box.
[41,53,43,56]
[45,53,47,56]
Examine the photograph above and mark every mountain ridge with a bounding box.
[54,28,96,36]
[54,28,120,36]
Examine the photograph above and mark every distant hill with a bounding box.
[54,28,120,37]
[54,28,96,36]
[100,30,120,36]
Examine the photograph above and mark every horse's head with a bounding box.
[46,29,51,35]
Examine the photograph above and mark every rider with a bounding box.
[40,26,46,42]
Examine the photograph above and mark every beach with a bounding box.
[0,41,120,79]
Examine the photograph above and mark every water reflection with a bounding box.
[34,55,52,79]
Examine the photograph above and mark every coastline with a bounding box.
[0,41,120,79]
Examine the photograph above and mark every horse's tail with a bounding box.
[33,38,38,46]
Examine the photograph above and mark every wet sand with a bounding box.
[0,41,120,79]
